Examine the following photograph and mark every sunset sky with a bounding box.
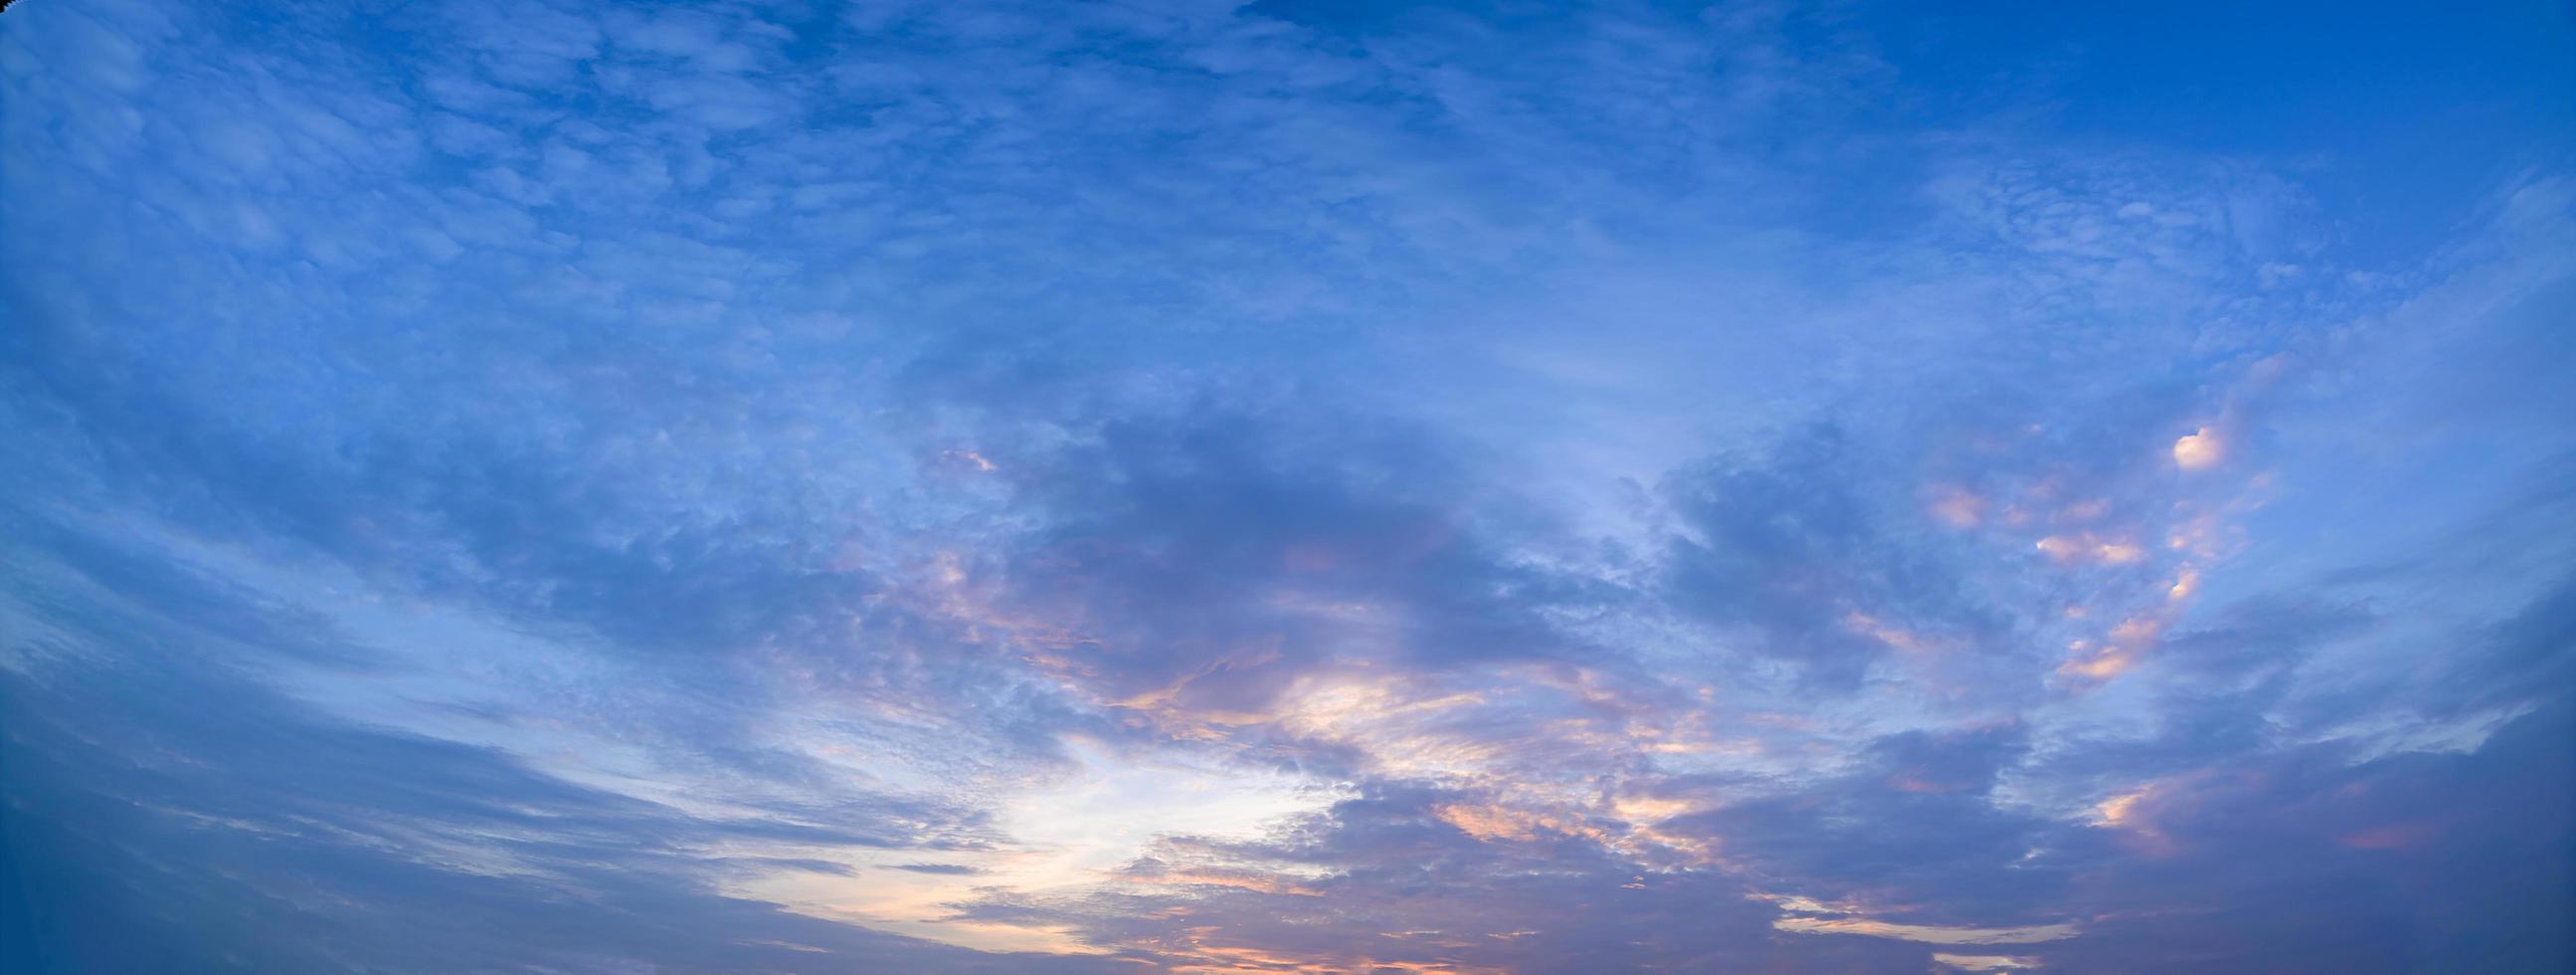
[3,1,2572,972]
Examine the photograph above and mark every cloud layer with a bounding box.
[4,0,2572,972]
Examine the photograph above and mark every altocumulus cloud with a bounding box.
[3,0,2573,973]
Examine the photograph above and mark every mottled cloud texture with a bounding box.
[4,1,2573,973]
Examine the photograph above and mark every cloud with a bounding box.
[2172,427,2225,471]
[1774,916,2078,946]
[1933,954,2043,972]
[0,525,1119,974]
[2,0,2572,971]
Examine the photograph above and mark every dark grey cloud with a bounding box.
[983,407,1613,715]
[1657,422,2006,687]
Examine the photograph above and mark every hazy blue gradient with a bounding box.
[4,1,2572,972]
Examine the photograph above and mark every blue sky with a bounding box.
[2,1,2571,972]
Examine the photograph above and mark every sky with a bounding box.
[1,1,2572,972]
